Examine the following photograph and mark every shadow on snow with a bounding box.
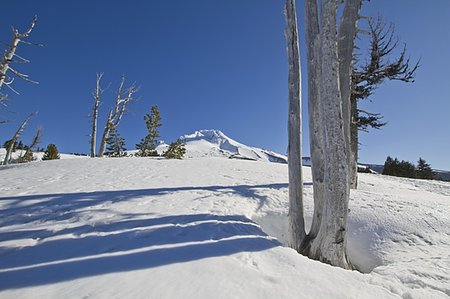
[0,184,292,290]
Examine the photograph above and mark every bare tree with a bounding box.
[285,0,305,251]
[306,0,351,269]
[0,16,40,105]
[97,76,137,157]
[2,112,35,165]
[297,0,361,269]
[90,73,104,158]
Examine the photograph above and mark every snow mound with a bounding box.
[179,129,287,163]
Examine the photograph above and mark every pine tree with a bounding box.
[16,140,24,150]
[3,139,17,152]
[416,158,435,180]
[382,156,395,175]
[163,140,186,159]
[17,149,36,163]
[42,144,61,160]
[104,126,127,157]
[136,105,162,157]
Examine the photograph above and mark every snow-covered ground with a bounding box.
[0,141,449,298]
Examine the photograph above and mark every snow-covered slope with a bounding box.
[178,129,287,163]
[0,148,89,162]
[0,157,449,298]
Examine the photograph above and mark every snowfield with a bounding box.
[0,145,449,298]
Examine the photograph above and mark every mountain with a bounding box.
[174,129,288,163]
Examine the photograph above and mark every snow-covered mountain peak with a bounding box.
[178,129,287,163]
[181,129,236,145]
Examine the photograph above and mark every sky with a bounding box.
[1,0,449,170]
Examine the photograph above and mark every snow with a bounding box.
[0,146,449,298]
[178,129,288,163]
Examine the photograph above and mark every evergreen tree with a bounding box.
[136,105,162,157]
[42,144,61,160]
[105,126,127,157]
[416,158,435,180]
[382,156,394,175]
[16,140,24,150]
[3,139,17,152]
[17,149,36,163]
[382,156,416,178]
[163,140,186,159]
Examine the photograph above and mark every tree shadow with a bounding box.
[0,182,308,290]
[0,183,292,227]
[0,213,280,290]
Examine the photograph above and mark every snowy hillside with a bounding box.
[0,156,449,298]
[177,129,287,163]
[0,148,89,162]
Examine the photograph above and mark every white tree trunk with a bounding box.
[309,0,351,269]
[338,0,362,189]
[285,0,306,251]
[303,0,325,253]
[97,76,136,157]
[98,111,113,157]
[90,73,103,158]
[3,112,35,165]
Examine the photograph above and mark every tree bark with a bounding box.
[3,112,35,165]
[338,0,362,189]
[90,73,103,158]
[309,0,351,269]
[302,0,325,254]
[285,0,306,251]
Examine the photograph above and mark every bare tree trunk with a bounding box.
[338,0,362,189]
[97,76,136,157]
[98,111,113,157]
[20,127,42,161]
[285,0,306,251]
[3,112,35,165]
[0,16,38,103]
[90,73,103,158]
[302,0,325,254]
[309,0,351,269]
[351,96,358,183]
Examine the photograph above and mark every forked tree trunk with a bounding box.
[285,0,306,251]
[302,0,325,254]
[97,76,136,157]
[338,0,362,189]
[308,0,351,269]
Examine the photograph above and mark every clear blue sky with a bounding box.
[1,1,449,170]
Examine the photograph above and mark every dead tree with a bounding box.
[0,16,40,105]
[299,0,361,269]
[2,112,35,165]
[285,0,306,251]
[97,76,137,157]
[90,73,104,158]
